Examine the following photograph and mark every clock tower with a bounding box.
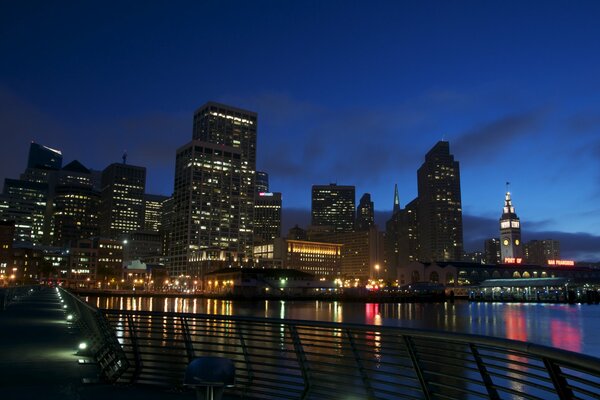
[499,190,523,262]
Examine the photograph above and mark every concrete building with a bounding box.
[0,179,48,245]
[143,194,168,232]
[68,237,123,287]
[99,163,146,238]
[121,231,163,263]
[311,184,355,233]
[417,141,463,262]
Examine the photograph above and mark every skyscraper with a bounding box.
[26,142,63,170]
[254,192,282,244]
[99,163,146,238]
[255,171,269,194]
[499,191,523,262]
[49,160,100,247]
[417,141,463,262]
[0,179,48,244]
[355,193,375,231]
[484,238,501,264]
[170,102,257,279]
[311,184,355,232]
[525,239,560,265]
[143,194,168,232]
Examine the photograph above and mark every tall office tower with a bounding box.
[0,179,48,244]
[484,238,501,264]
[144,194,168,232]
[311,184,355,232]
[255,171,269,193]
[160,196,173,257]
[355,193,375,231]
[171,102,257,279]
[404,198,420,262]
[254,192,282,244]
[21,142,63,184]
[99,163,146,239]
[525,239,559,265]
[499,191,523,262]
[385,186,418,269]
[417,141,464,262]
[0,221,15,279]
[50,160,100,247]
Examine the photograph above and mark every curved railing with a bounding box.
[97,308,600,400]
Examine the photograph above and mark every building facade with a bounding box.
[355,193,375,231]
[99,163,146,238]
[500,191,523,262]
[417,141,463,262]
[525,239,560,265]
[253,192,282,245]
[143,194,168,232]
[311,184,355,233]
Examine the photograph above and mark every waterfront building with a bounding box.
[417,141,464,262]
[255,171,269,193]
[309,227,385,280]
[0,178,48,245]
[253,192,282,245]
[311,184,355,233]
[484,238,501,264]
[99,163,146,238]
[143,194,168,232]
[170,102,257,280]
[253,238,342,278]
[525,239,560,265]
[355,193,375,231]
[49,160,100,247]
[499,191,523,262]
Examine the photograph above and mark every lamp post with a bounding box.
[375,264,380,281]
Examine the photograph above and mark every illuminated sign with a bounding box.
[258,192,273,197]
[547,260,575,267]
[504,257,522,264]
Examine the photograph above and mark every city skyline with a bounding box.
[2,2,600,259]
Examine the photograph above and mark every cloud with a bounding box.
[453,109,545,163]
[568,111,600,134]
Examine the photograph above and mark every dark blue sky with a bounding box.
[2,1,600,259]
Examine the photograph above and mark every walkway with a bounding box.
[0,286,196,400]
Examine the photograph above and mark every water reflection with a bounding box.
[87,296,600,357]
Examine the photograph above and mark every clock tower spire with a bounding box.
[500,189,523,262]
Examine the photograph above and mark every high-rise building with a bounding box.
[311,184,355,232]
[385,186,419,270]
[417,141,463,262]
[21,142,63,184]
[355,193,375,231]
[144,194,168,232]
[170,102,257,279]
[99,163,146,239]
[254,192,282,244]
[484,238,501,264]
[0,221,15,282]
[49,160,100,247]
[0,179,48,244]
[255,171,269,194]
[525,239,560,265]
[499,191,523,262]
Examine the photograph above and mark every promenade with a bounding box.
[0,287,196,400]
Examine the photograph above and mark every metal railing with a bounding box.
[0,285,39,310]
[58,287,129,382]
[99,309,600,400]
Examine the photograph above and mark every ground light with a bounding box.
[66,314,74,321]
[78,342,87,351]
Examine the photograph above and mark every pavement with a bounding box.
[0,287,198,400]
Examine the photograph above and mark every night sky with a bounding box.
[2,1,600,260]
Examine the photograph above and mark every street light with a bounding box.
[375,264,380,280]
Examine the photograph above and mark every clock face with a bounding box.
[515,239,520,246]
[503,238,510,246]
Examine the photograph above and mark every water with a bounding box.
[87,296,600,358]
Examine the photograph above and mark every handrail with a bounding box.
[99,308,600,399]
[0,285,39,310]
[58,287,129,382]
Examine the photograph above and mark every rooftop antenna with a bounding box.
[506,181,510,193]
[122,151,127,165]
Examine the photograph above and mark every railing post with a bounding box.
[181,316,195,362]
[403,335,432,400]
[127,314,142,383]
[470,344,500,400]
[543,358,575,400]
[236,323,254,389]
[289,324,311,400]
[346,329,376,400]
